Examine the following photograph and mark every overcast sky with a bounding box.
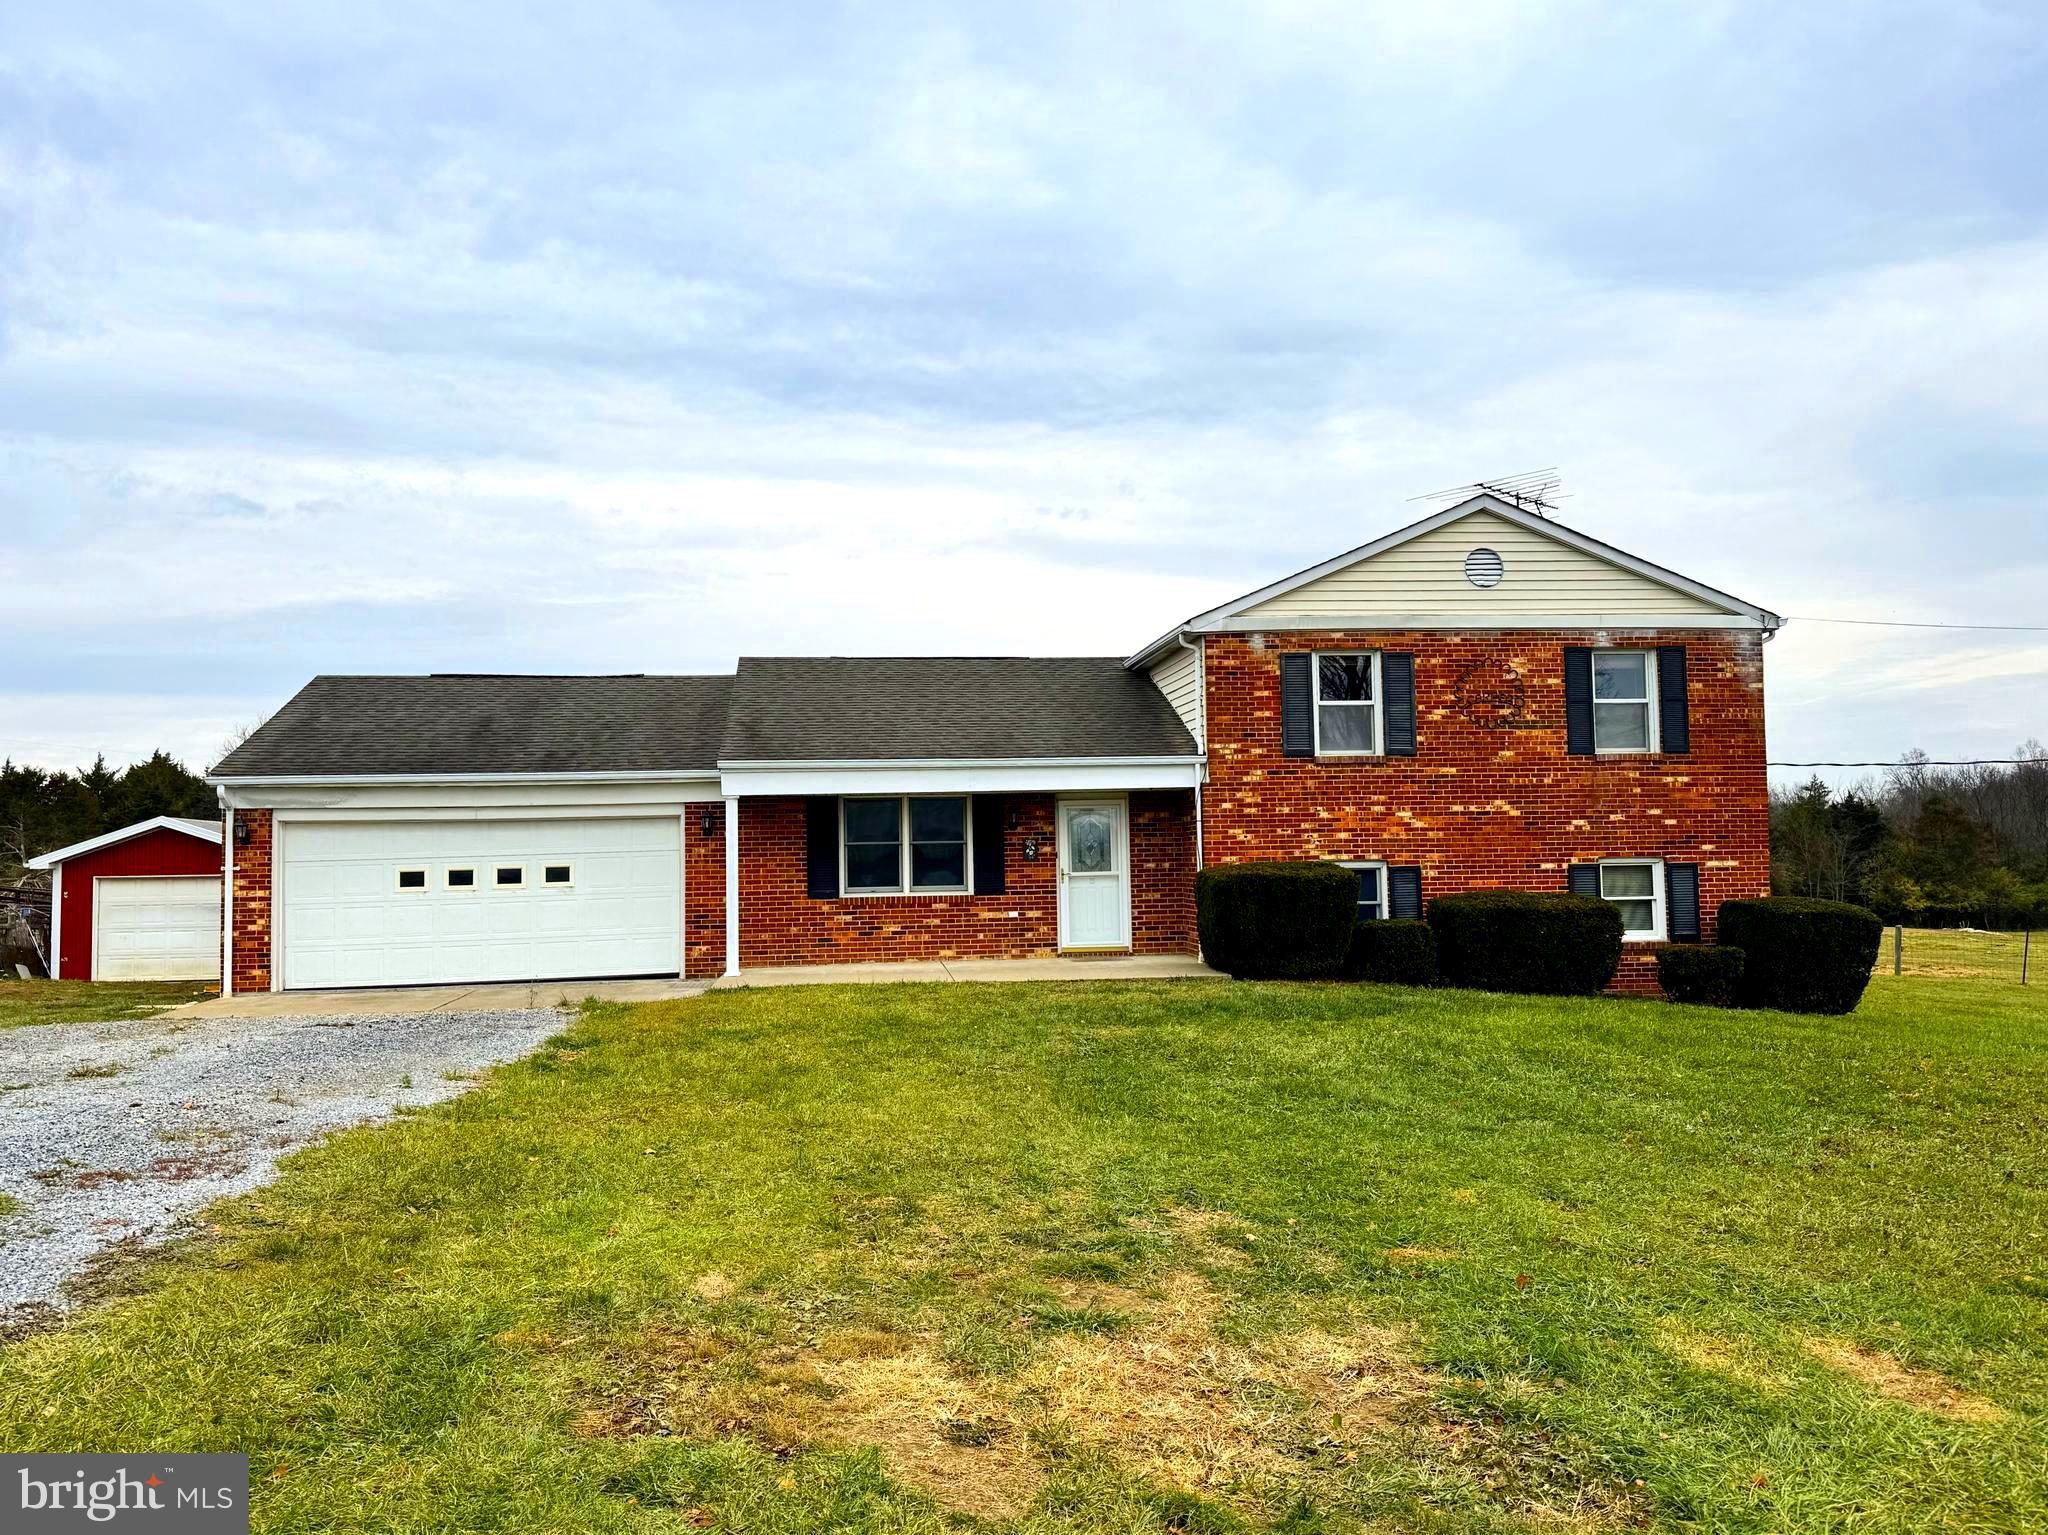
[3,1,2044,787]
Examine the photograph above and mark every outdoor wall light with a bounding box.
[699,808,718,839]
[232,818,252,847]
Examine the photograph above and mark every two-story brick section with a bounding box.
[210,493,1778,996]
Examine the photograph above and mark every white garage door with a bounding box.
[95,876,223,982]
[279,818,682,989]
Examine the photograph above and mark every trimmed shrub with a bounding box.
[1195,861,1358,980]
[1656,944,1745,1007]
[1343,919,1438,985]
[1717,897,1882,1015]
[1428,890,1623,996]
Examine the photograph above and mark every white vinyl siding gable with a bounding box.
[1241,510,1724,620]
[1147,643,1204,750]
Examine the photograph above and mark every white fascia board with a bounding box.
[1122,493,1781,666]
[720,759,1204,797]
[223,777,725,813]
[26,815,223,870]
[1191,612,1772,633]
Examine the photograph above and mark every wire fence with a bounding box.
[1876,926,2036,985]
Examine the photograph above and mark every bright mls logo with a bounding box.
[5,1455,247,1533]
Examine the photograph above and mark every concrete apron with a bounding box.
[174,977,709,1019]
[174,956,1219,1015]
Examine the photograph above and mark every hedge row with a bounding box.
[1194,862,1882,1013]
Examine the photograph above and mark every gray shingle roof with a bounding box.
[210,658,1199,779]
[721,656,1198,762]
[211,675,734,778]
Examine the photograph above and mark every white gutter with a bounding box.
[723,796,740,977]
[207,769,719,788]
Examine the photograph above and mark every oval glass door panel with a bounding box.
[1069,810,1114,873]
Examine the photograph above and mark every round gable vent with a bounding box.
[1464,547,1505,588]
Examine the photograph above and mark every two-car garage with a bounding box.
[275,816,683,989]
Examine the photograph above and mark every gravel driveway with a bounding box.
[0,1006,569,1319]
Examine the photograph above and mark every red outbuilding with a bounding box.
[26,817,224,982]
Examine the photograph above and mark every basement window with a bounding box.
[1340,861,1387,921]
[1599,859,1665,941]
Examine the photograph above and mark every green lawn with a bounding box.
[2,974,2042,1533]
[0,978,214,1030]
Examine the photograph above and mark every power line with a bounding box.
[1769,759,2041,768]
[1785,615,2048,633]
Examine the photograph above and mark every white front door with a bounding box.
[93,876,223,981]
[1058,799,1129,950]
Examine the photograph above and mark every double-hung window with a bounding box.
[1598,859,1665,941]
[1340,860,1387,921]
[842,796,971,895]
[1315,652,1380,755]
[1592,650,1657,753]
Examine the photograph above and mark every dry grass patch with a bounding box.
[1385,1246,1460,1264]
[579,1271,1431,1518]
[1654,1321,1790,1392]
[1024,1271,1422,1496]
[1801,1337,2005,1422]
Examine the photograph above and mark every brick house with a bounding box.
[210,494,1779,995]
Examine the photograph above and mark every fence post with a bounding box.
[2024,930,2031,986]
[1893,924,1903,976]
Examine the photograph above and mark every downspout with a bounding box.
[1177,631,1206,872]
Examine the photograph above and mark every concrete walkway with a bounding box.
[175,976,709,1020]
[709,954,1221,989]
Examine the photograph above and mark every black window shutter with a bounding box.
[1563,647,1594,756]
[1279,652,1314,757]
[1382,653,1417,757]
[972,795,1006,896]
[1388,865,1423,920]
[1666,862,1701,941]
[1657,646,1691,754]
[1567,863,1600,897]
[804,797,839,899]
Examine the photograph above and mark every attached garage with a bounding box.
[277,816,682,989]
[27,816,224,982]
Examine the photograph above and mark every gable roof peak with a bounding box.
[1124,493,1780,667]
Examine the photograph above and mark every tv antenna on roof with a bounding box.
[1409,468,1566,518]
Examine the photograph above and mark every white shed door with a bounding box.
[95,876,223,981]
[279,818,681,989]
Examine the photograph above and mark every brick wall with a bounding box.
[730,791,1197,968]
[227,808,274,994]
[685,801,726,979]
[1201,628,1771,995]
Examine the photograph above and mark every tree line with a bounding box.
[1,754,218,882]
[1772,745,2048,928]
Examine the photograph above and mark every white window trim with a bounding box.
[1591,649,1660,755]
[1312,650,1383,757]
[840,794,975,897]
[445,866,478,890]
[492,864,526,889]
[542,862,575,888]
[1340,860,1388,921]
[396,867,428,892]
[1599,858,1666,942]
